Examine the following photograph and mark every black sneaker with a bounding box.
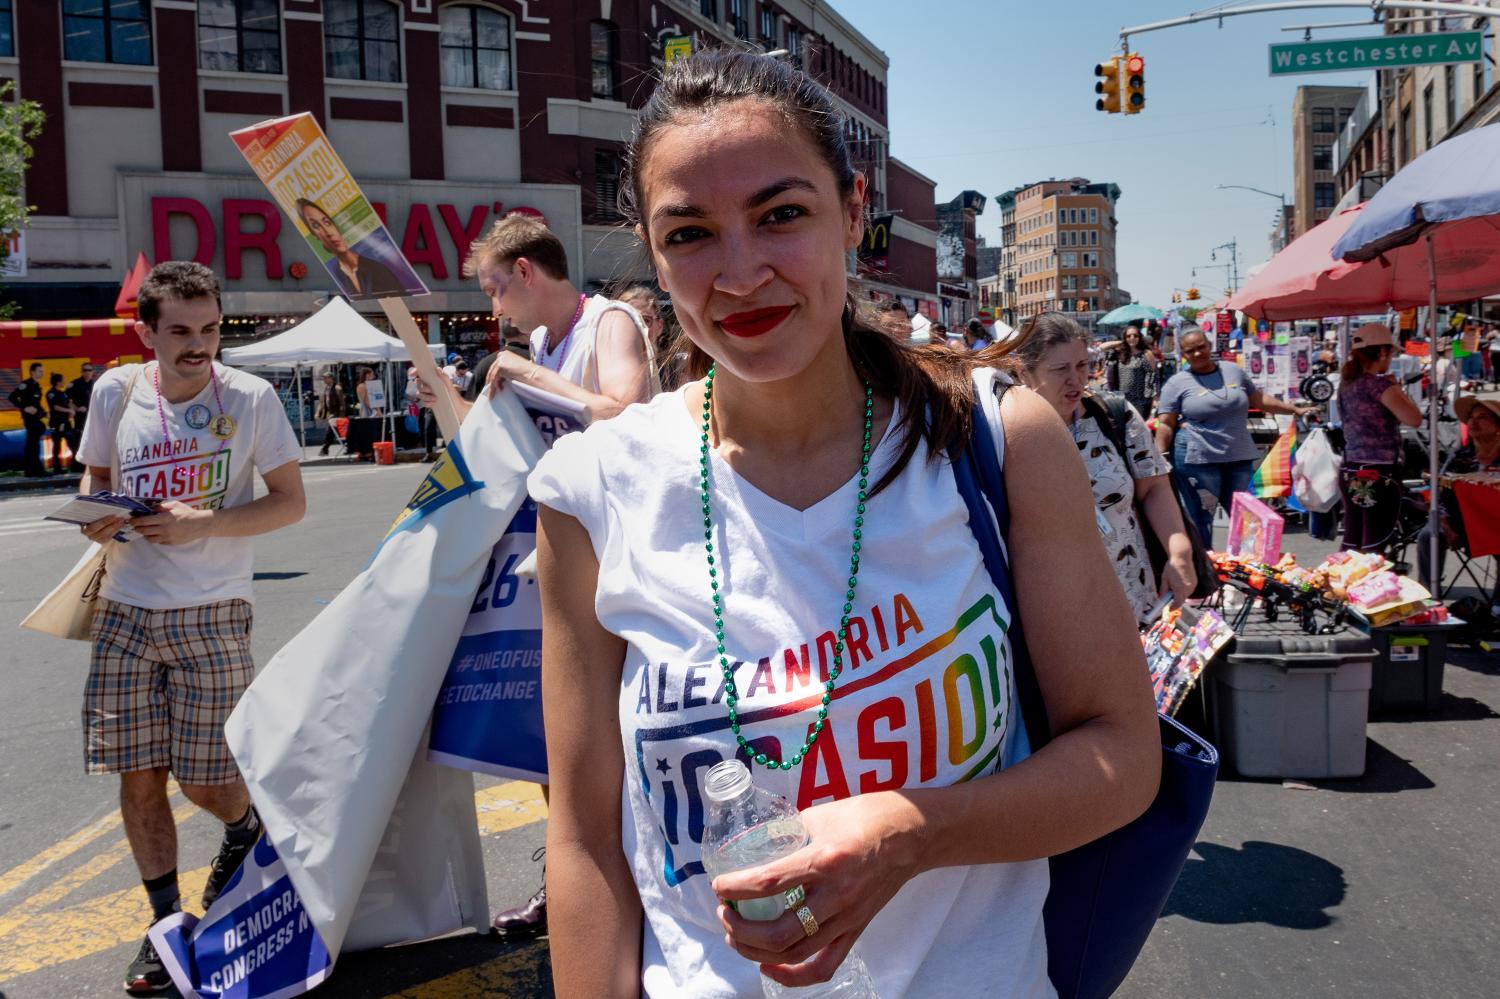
[201,834,252,910]
[124,933,170,995]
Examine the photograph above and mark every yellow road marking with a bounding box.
[377,940,549,998]
[0,779,183,902]
[0,809,122,901]
[0,866,211,980]
[0,783,547,986]
[0,801,197,944]
[475,781,547,836]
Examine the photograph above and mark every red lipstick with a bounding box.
[718,306,794,338]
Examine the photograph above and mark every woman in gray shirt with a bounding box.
[1154,326,1314,544]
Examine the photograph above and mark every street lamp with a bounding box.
[1217,183,1286,214]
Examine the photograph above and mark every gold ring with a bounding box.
[783,885,806,909]
[795,904,818,938]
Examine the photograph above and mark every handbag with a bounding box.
[1083,392,1218,600]
[952,381,1219,999]
[19,365,142,641]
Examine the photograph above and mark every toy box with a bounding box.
[1226,491,1284,564]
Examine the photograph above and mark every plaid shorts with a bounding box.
[83,598,254,784]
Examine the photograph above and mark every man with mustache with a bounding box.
[73,261,306,995]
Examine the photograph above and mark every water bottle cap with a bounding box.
[702,759,753,803]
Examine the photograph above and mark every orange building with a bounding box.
[996,178,1125,332]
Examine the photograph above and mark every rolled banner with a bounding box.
[426,381,589,782]
[218,384,545,982]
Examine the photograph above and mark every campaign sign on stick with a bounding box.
[151,836,332,999]
[229,113,428,302]
[427,384,587,782]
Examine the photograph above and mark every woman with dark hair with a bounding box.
[1014,313,1197,621]
[295,198,406,298]
[1336,323,1422,552]
[528,50,1158,998]
[1107,325,1159,420]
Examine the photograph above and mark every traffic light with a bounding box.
[1187,287,1200,301]
[1094,57,1121,114]
[1123,52,1146,114]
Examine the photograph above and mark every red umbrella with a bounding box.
[1228,203,1500,320]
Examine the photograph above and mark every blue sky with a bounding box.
[850,0,1375,305]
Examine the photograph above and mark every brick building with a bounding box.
[995,177,1124,332]
[1290,84,1362,238]
[3,0,907,345]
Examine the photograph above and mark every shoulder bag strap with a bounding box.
[952,375,1053,749]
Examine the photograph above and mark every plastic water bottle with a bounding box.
[700,759,879,998]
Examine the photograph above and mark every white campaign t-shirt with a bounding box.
[77,362,302,610]
[528,387,1052,999]
[530,294,659,395]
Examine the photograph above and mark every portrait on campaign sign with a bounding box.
[229,112,428,301]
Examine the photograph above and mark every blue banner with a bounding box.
[426,392,584,782]
[152,836,333,999]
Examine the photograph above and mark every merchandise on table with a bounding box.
[1226,491,1284,564]
[1142,604,1235,716]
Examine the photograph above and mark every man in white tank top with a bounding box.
[410,213,656,939]
[416,213,657,424]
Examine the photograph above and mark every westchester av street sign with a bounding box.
[1269,32,1483,76]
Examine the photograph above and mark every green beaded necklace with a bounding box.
[699,362,875,773]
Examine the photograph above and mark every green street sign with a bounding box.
[1269,31,1484,76]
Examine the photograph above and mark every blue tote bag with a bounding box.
[951,391,1219,999]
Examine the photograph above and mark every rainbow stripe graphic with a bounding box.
[1252,423,1298,499]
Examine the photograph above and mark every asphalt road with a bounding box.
[0,464,549,998]
[1,466,1497,997]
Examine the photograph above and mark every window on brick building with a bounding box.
[0,0,15,56]
[590,20,617,99]
[440,5,512,90]
[700,0,718,20]
[594,149,623,222]
[786,24,801,62]
[760,5,777,45]
[1445,65,1456,130]
[1060,252,1077,269]
[1312,107,1335,132]
[728,0,748,39]
[1314,182,1336,209]
[64,0,152,65]
[1423,82,1434,149]
[325,0,401,82]
[1312,146,1332,171]
[198,0,280,72]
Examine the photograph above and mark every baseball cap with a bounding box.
[447,352,462,363]
[1350,323,1394,349]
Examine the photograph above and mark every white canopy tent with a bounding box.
[222,298,444,447]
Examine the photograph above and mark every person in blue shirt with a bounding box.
[1153,325,1314,545]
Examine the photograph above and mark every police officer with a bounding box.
[7,362,46,477]
[66,362,98,471]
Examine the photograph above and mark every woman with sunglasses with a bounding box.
[1336,323,1423,552]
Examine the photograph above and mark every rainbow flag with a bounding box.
[1252,423,1298,498]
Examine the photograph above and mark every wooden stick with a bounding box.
[378,296,460,442]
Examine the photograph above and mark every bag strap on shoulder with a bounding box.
[953,379,1053,749]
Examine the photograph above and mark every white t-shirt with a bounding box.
[530,294,659,396]
[527,388,1052,999]
[77,362,302,610]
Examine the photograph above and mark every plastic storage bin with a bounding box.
[1211,624,1375,779]
[1361,621,1454,714]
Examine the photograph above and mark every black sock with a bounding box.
[224,806,261,847]
[144,870,181,922]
